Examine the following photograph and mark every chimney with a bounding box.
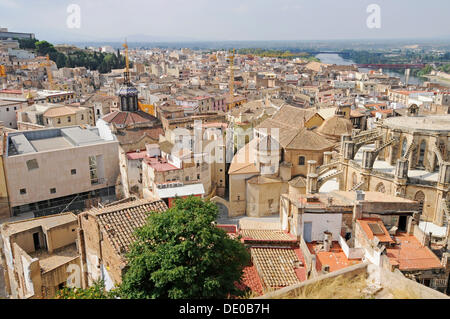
[356,190,365,201]
[428,232,433,248]
[322,264,330,274]
[323,231,332,252]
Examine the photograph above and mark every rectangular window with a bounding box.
[50,188,56,194]
[67,116,71,122]
[197,174,200,180]
[298,156,305,166]
[26,159,39,171]
[20,188,26,195]
[89,156,99,185]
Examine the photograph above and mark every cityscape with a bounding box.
[0,0,450,305]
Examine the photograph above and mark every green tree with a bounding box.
[35,40,57,56]
[417,65,433,77]
[17,38,38,50]
[55,53,67,68]
[55,280,117,299]
[119,196,250,299]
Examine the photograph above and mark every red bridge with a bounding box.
[356,63,426,69]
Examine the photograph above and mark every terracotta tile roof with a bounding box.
[228,140,259,175]
[251,247,306,288]
[115,127,164,145]
[307,241,361,273]
[247,176,282,185]
[239,265,264,296]
[241,229,296,242]
[43,106,78,117]
[101,110,159,126]
[316,115,353,137]
[146,159,180,172]
[357,218,394,244]
[216,224,238,234]
[257,104,316,131]
[88,199,168,256]
[126,151,147,160]
[350,109,366,118]
[386,233,443,271]
[284,127,334,151]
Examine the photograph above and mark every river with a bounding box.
[315,53,424,85]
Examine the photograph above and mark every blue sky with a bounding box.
[0,0,449,42]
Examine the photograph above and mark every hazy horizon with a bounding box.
[1,0,450,44]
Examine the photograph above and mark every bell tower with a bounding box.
[117,40,139,112]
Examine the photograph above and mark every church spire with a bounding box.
[116,39,139,112]
[122,39,131,86]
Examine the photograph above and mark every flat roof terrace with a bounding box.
[354,144,439,183]
[382,115,450,133]
[29,243,78,273]
[6,126,111,156]
[30,136,72,152]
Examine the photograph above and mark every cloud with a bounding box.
[0,0,20,9]
[233,3,249,14]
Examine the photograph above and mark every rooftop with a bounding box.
[1,213,76,237]
[354,144,439,182]
[241,229,296,243]
[155,183,205,199]
[357,218,395,244]
[7,126,113,156]
[29,243,78,273]
[307,241,362,273]
[382,115,450,133]
[385,232,444,271]
[251,247,306,288]
[85,199,168,256]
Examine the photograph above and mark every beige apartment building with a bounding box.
[17,103,92,130]
[3,126,119,218]
[0,213,80,299]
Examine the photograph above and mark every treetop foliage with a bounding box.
[17,38,127,73]
[119,196,251,299]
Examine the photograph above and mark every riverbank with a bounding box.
[424,74,450,87]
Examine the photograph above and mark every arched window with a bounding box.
[414,191,425,214]
[298,156,305,166]
[418,140,426,167]
[375,182,385,193]
[401,138,408,157]
[434,154,440,172]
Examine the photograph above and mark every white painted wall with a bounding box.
[302,213,342,242]
[339,235,364,260]
[96,119,115,141]
[101,264,115,291]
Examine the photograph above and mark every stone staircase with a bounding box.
[350,181,365,191]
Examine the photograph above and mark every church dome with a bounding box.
[116,85,138,97]
[317,115,353,138]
